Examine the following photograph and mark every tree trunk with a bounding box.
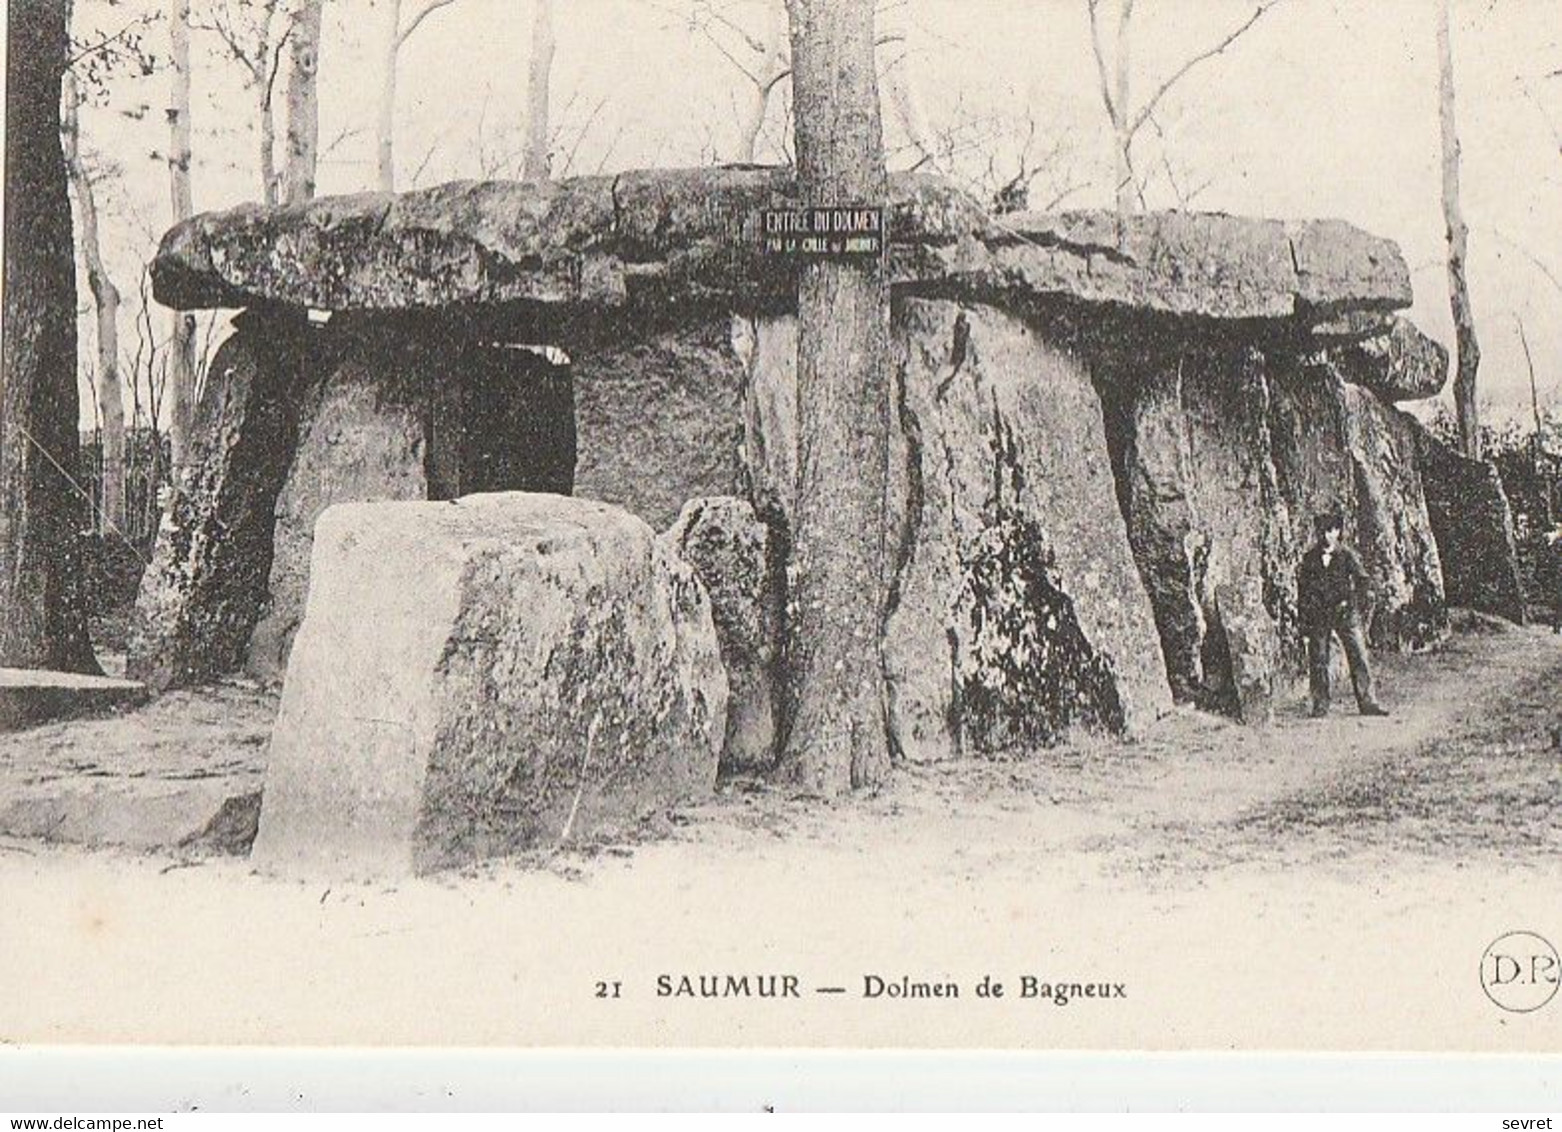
[376,0,401,191]
[522,0,554,182]
[778,0,891,794]
[258,66,278,205]
[1438,0,1480,459]
[284,0,325,203]
[61,70,127,536]
[1,0,99,673]
[1113,0,1136,214]
[735,0,787,163]
[167,0,197,472]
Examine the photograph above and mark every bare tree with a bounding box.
[522,0,555,181]
[283,0,324,202]
[376,0,460,191]
[778,0,892,794]
[61,69,127,535]
[1086,0,1282,214]
[166,0,198,470]
[192,0,289,204]
[1,0,99,673]
[1438,0,1481,458]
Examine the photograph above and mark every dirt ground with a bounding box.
[1,618,1559,1051]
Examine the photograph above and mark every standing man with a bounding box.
[1297,511,1389,718]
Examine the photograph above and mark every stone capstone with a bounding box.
[1327,316,1448,403]
[128,319,309,692]
[660,497,781,772]
[250,493,728,878]
[153,169,1412,332]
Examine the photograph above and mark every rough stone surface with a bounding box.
[1327,316,1448,402]
[127,321,309,692]
[0,683,271,850]
[571,314,747,530]
[661,497,780,772]
[906,210,1411,324]
[1105,345,1293,721]
[886,300,1172,755]
[153,169,1411,329]
[245,328,432,684]
[1412,423,1527,624]
[251,493,727,878]
[0,668,148,731]
[1337,385,1448,647]
[152,168,985,313]
[1267,361,1447,653]
[739,302,1171,759]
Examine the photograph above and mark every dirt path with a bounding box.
[0,621,1558,1050]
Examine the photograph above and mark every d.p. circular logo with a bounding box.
[1481,931,1560,1013]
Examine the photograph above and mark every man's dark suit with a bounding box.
[1296,541,1381,715]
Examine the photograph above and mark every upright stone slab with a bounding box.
[1110,345,1292,721]
[887,300,1172,755]
[741,301,1171,760]
[245,326,433,684]
[1267,360,1447,653]
[1338,384,1447,647]
[251,493,728,878]
[128,319,309,692]
[570,314,748,530]
[661,497,781,772]
[1412,423,1527,623]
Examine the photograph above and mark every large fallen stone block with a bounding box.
[0,668,147,731]
[128,318,309,692]
[251,493,728,878]
[661,497,780,772]
[1412,423,1527,624]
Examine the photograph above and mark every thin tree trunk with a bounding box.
[61,70,126,536]
[1113,0,1135,214]
[1,0,99,673]
[778,0,891,794]
[377,0,401,191]
[1438,0,1481,459]
[167,0,197,473]
[522,0,554,182]
[735,0,787,163]
[284,0,325,203]
[259,69,278,205]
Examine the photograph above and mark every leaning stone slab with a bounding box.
[0,668,147,731]
[250,493,728,878]
[127,318,310,692]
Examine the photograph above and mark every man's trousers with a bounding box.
[1306,617,1375,713]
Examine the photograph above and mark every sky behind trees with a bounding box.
[56,0,1562,422]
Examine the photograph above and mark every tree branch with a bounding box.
[398,0,461,48]
[1127,0,1284,142]
[1086,0,1120,126]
